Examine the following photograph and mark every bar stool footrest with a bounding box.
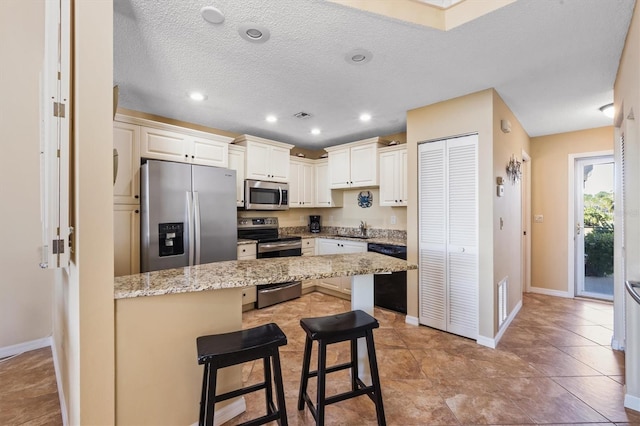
[215,381,268,403]
[306,361,353,379]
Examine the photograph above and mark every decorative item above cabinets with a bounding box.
[324,137,387,189]
[233,135,294,183]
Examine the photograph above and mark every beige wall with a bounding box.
[407,89,498,340]
[614,0,640,409]
[52,1,116,424]
[492,91,531,319]
[529,127,613,293]
[0,0,56,350]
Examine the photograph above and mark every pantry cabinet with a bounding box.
[379,145,408,206]
[314,159,343,207]
[233,135,293,183]
[289,157,315,207]
[316,238,367,295]
[114,204,140,277]
[325,137,386,189]
[141,126,230,167]
[113,121,141,205]
[228,145,246,207]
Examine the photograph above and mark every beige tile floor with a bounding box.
[2,292,639,425]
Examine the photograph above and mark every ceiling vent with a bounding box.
[293,112,312,119]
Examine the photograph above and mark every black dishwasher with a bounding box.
[368,243,407,314]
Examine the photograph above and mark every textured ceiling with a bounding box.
[114,0,635,149]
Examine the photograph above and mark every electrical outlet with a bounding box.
[390,215,397,225]
[534,214,544,223]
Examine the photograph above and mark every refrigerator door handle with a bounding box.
[187,191,195,266]
[193,191,201,265]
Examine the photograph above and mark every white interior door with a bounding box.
[575,156,615,300]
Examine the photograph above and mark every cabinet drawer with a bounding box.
[302,248,315,256]
[237,244,257,259]
[242,287,257,304]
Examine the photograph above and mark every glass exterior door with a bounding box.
[575,156,614,300]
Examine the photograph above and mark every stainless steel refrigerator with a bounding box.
[140,160,237,272]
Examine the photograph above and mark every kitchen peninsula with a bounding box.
[114,252,416,425]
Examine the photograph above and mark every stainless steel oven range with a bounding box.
[237,217,302,308]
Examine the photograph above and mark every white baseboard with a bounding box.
[190,397,247,426]
[476,299,523,349]
[528,286,571,298]
[50,337,69,426]
[405,315,419,326]
[0,336,51,359]
[624,393,640,413]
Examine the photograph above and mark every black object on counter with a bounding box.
[309,215,321,233]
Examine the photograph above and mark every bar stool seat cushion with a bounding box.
[300,310,379,341]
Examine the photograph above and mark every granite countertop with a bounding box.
[237,238,258,245]
[114,252,416,300]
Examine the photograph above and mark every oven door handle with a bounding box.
[258,282,300,293]
[258,241,302,253]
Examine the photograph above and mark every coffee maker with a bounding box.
[309,215,321,233]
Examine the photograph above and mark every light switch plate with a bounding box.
[534,214,544,223]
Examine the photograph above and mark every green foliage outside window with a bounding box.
[583,191,614,277]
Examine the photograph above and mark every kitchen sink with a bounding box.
[336,234,370,240]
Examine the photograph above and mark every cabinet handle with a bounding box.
[185,154,188,158]
[191,155,195,159]
[135,195,139,199]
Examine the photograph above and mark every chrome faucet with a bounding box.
[359,220,368,237]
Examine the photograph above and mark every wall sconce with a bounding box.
[506,155,521,184]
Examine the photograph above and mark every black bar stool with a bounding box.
[197,323,288,426]
[297,310,385,425]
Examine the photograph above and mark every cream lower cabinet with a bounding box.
[114,204,140,277]
[301,238,316,291]
[316,238,367,295]
[237,244,257,306]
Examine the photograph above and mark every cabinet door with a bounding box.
[289,160,302,207]
[315,160,341,207]
[228,146,245,207]
[113,122,140,205]
[349,144,378,187]
[191,137,228,168]
[269,145,290,182]
[337,240,367,295]
[317,238,340,255]
[399,148,408,205]
[140,127,188,162]
[328,148,351,188]
[237,244,256,259]
[245,142,271,180]
[114,204,140,277]
[301,162,314,206]
[379,150,398,206]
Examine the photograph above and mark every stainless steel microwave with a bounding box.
[244,179,289,210]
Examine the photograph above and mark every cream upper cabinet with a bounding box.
[114,204,140,277]
[289,157,315,208]
[314,159,343,208]
[228,145,246,207]
[233,135,293,183]
[113,122,140,205]
[325,137,385,189]
[379,145,408,206]
[139,123,231,167]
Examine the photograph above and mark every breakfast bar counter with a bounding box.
[114,252,416,425]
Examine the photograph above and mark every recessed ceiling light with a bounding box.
[345,48,373,65]
[359,113,372,122]
[310,128,321,135]
[200,6,225,24]
[599,103,614,118]
[188,92,207,101]
[266,115,277,123]
[238,23,270,43]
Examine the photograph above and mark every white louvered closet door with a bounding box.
[418,135,478,340]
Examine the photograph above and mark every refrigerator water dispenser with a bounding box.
[158,223,184,257]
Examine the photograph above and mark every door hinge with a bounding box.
[523,231,527,236]
[52,239,65,254]
[53,102,66,118]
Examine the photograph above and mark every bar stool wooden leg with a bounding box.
[365,330,386,426]
[263,356,273,415]
[350,338,358,391]
[316,342,328,426]
[272,349,288,426]
[204,361,218,426]
[298,337,312,411]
